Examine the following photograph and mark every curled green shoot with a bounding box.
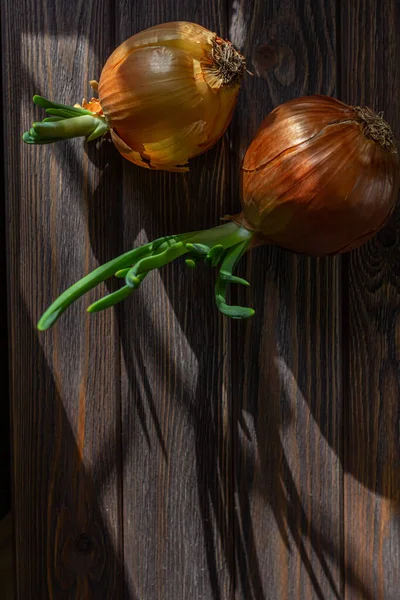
[37,222,255,331]
[215,241,254,318]
[22,95,109,144]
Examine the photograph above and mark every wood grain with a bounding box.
[0,1,11,524]
[0,513,13,600]
[341,2,400,598]
[4,0,400,598]
[228,1,343,598]
[3,0,124,597]
[115,3,235,599]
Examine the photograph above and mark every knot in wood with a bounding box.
[74,533,93,555]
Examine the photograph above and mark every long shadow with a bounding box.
[227,245,378,600]
[85,137,237,599]
[11,299,134,598]
[7,3,138,598]
[9,111,137,600]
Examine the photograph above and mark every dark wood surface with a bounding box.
[341,2,400,599]
[2,1,399,599]
[230,2,343,598]
[3,1,123,598]
[0,0,10,524]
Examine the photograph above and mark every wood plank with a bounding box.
[0,514,13,600]
[2,1,124,597]
[115,4,235,599]
[0,3,11,524]
[228,1,343,598]
[341,2,400,598]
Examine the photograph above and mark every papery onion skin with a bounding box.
[23,22,246,173]
[98,21,246,171]
[236,95,399,255]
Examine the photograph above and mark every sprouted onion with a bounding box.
[37,95,399,330]
[23,21,246,171]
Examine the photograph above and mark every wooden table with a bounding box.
[3,1,400,598]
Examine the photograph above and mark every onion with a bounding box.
[237,95,399,255]
[37,95,399,329]
[23,22,246,172]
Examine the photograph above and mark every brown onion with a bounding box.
[237,95,399,255]
[37,95,399,329]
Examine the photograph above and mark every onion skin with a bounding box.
[98,22,245,171]
[23,22,246,172]
[238,95,400,255]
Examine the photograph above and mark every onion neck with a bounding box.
[22,95,109,144]
[353,106,397,154]
[201,38,247,89]
[37,221,255,331]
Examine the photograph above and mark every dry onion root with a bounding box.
[23,22,246,172]
[37,95,399,330]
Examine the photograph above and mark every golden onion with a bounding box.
[37,95,399,330]
[23,21,246,171]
